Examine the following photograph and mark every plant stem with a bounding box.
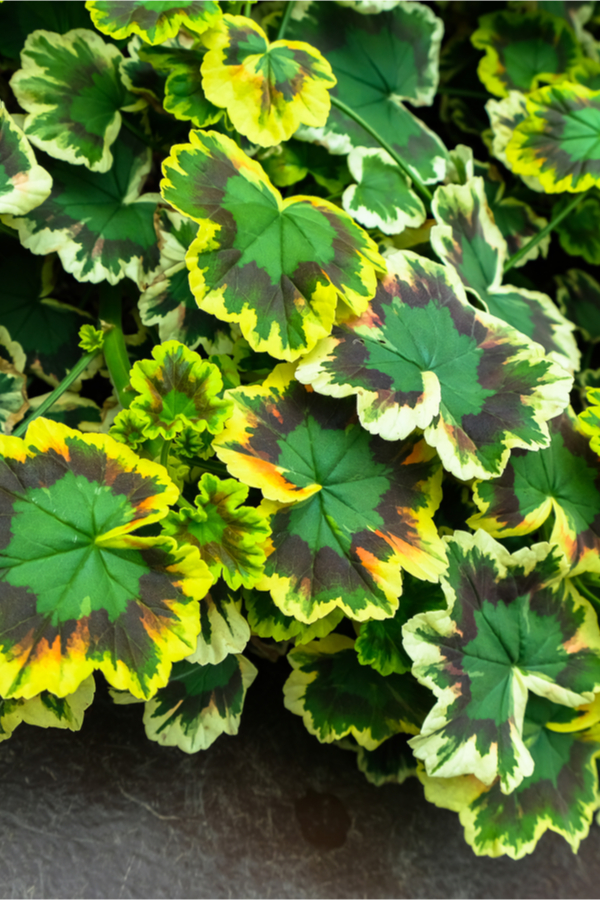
[99,284,136,409]
[329,96,433,205]
[243,1,252,16]
[503,192,586,274]
[176,493,196,511]
[160,438,173,470]
[13,350,99,438]
[277,1,294,40]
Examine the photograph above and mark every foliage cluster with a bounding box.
[5,0,600,860]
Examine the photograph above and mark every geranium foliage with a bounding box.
[5,0,600,863]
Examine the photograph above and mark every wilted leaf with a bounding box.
[214,364,446,624]
[10,29,141,172]
[86,0,222,44]
[296,251,572,481]
[0,418,211,700]
[284,634,432,749]
[201,14,336,147]
[404,531,600,793]
[7,132,161,286]
[161,129,384,361]
[469,412,600,575]
[143,654,257,753]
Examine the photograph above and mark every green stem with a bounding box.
[0,221,18,239]
[13,351,99,438]
[160,438,173,470]
[573,577,599,608]
[99,285,136,409]
[329,95,433,205]
[503,192,586,274]
[437,87,489,100]
[176,493,196,511]
[277,1,294,41]
[243,1,252,16]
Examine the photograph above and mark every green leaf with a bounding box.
[0,418,212,700]
[555,192,600,263]
[342,148,426,235]
[420,695,600,859]
[86,0,222,45]
[506,82,600,193]
[284,634,432,750]
[0,1,92,61]
[431,177,579,372]
[138,206,235,354]
[0,358,28,436]
[243,587,343,645]
[201,14,336,147]
[486,91,545,193]
[129,340,233,441]
[7,133,162,286]
[556,268,600,342]
[0,107,52,216]
[259,138,349,194]
[185,581,250,666]
[28,391,103,431]
[10,29,141,173]
[296,250,572,482]
[471,9,581,97]
[403,531,600,794]
[355,574,446,677]
[356,732,418,786]
[161,129,384,362]
[0,675,95,742]
[143,654,257,753]
[0,237,89,381]
[162,472,270,590]
[288,2,449,185]
[135,41,223,127]
[578,387,600,455]
[469,411,600,576]
[214,364,447,624]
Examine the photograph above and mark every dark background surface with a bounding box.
[1,658,599,900]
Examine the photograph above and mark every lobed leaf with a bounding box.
[0,675,95,742]
[243,587,343,645]
[0,106,52,216]
[161,129,384,361]
[404,531,600,793]
[0,418,211,700]
[185,581,250,666]
[296,250,572,481]
[201,14,336,147]
[10,29,141,173]
[214,364,447,624]
[143,654,257,753]
[356,732,418,786]
[284,634,432,750]
[86,0,222,45]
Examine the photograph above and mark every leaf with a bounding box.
[243,587,343,645]
[419,695,600,859]
[259,138,349,193]
[296,250,572,482]
[0,107,52,216]
[506,82,600,193]
[0,674,95,742]
[288,2,449,185]
[430,176,579,372]
[136,41,223,127]
[578,388,600,455]
[6,132,162,286]
[214,364,447,624]
[471,9,581,97]
[0,236,89,381]
[161,129,384,362]
[201,14,336,147]
[284,634,432,750]
[10,29,141,173]
[0,418,212,700]
[28,391,103,431]
[185,581,250,666]
[342,148,426,235]
[0,1,93,61]
[556,268,600,342]
[355,574,446,677]
[555,192,600,263]
[403,530,600,794]
[484,191,549,267]
[138,206,234,354]
[128,340,233,441]
[143,654,257,753]
[162,472,270,590]
[469,412,600,576]
[486,91,545,193]
[86,0,222,45]
[356,732,418,786]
